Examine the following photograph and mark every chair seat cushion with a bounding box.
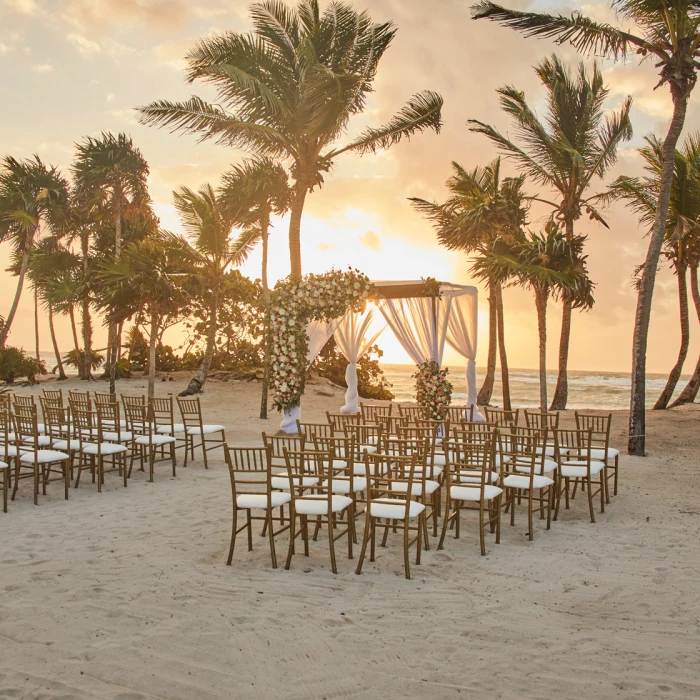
[236,492,291,509]
[52,439,82,451]
[353,462,387,477]
[369,498,425,520]
[81,442,128,456]
[186,424,225,435]
[1,445,24,457]
[271,475,319,490]
[20,449,69,463]
[535,444,556,457]
[157,423,185,434]
[415,464,443,478]
[102,431,133,442]
[432,453,447,466]
[503,474,554,489]
[134,434,176,446]
[21,435,52,447]
[514,458,558,474]
[391,479,440,496]
[0,460,8,469]
[560,460,605,478]
[457,470,499,484]
[450,484,502,501]
[590,447,619,460]
[323,477,368,493]
[294,494,352,515]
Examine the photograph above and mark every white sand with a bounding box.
[1,373,700,699]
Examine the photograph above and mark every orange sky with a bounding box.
[0,0,697,373]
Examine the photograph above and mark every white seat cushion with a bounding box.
[560,460,605,478]
[431,453,447,466]
[415,464,443,479]
[323,477,368,493]
[503,474,554,489]
[236,492,291,509]
[0,432,17,441]
[535,444,556,457]
[353,461,387,477]
[20,449,69,464]
[1,445,25,457]
[0,460,8,469]
[21,435,52,447]
[590,447,619,461]
[36,423,45,434]
[457,470,499,484]
[271,475,319,490]
[514,458,558,475]
[102,431,133,442]
[81,442,128,456]
[391,479,440,496]
[134,434,176,446]
[450,484,503,501]
[294,494,352,515]
[156,423,185,434]
[52,439,82,451]
[370,498,425,520]
[185,424,225,435]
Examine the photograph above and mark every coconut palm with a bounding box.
[218,157,291,418]
[410,158,529,410]
[473,225,595,410]
[0,155,69,347]
[472,0,700,452]
[138,0,442,279]
[173,184,260,396]
[72,132,150,394]
[604,133,700,408]
[469,54,632,411]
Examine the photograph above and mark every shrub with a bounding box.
[0,347,46,384]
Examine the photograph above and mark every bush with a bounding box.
[0,347,46,384]
[63,349,104,371]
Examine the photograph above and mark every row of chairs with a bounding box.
[225,409,620,579]
[0,389,226,510]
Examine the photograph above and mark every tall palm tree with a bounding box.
[218,157,291,418]
[472,0,700,452]
[410,158,529,410]
[604,133,700,408]
[0,155,69,347]
[469,54,632,411]
[173,184,259,396]
[138,0,442,279]
[473,225,595,410]
[72,132,150,394]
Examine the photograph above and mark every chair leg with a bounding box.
[355,519,372,575]
[327,514,337,574]
[347,505,354,560]
[227,506,238,566]
[495,495,501,544]
[614,455,619,495]
[527,490,534,541]
[416,515,422,565]
[302,515,309,556]
[403,519,411,580]
[246,510,253,551]
[171,442,176,477]
[64,460,69,500]
[587,475,596,523]
[34,463,39,505]
[285,510,296,570]
[479,503,486,556]
[438,497,452,550]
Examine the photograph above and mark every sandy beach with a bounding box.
[1,372,699,700]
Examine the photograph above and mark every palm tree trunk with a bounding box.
[128,311,143,363]
[288,183,307,279]
[48,305,67,380]
[477,274,498,406]
[108,207,122,396]
[147,308,158,399]
[260,213,271,420]
[630,93,689,454]
[34,286,40,361]
[535,286,548,411]
[494,280,511,411]
[179,284,219,396]
[80,232,92,380]
[654,261,689,409]
[669,262,700,407]
[0,228,36,347]
[69,306,84,380]
[549,296,572,410]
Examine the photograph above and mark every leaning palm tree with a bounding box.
[469,54,632,411]
[72,132,150,394]
[218,157,291,418]
[604,133,700,409]
[471,0,700,453]
[138,0,442,278]
[173,184,259,396]
[473,225,595,410]
[410,158,529,410]
[0,155,69,347]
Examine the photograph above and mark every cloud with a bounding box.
[31,62,53,72]
[4,0,38,15]
[106,93,115,103]
[359,231,381,252]
[66,32,100,56]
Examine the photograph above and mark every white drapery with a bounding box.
[279,319,341,433]
[334,307,385,414]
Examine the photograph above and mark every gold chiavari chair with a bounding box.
[0,408,18,493]
[150,396,184,462]
[123,402,176,481]
[296,421,334,443]
[41,402,79,480]
[355,451,428,580]
[553,427,605,523]
[177,397,226,469]
[484,407,520,427]
[360,402,392,424]
[68,390,90,404]
[224,444,291,569]
[448,427,501,480]
[575,412,618,499]
[445,405,474,424]
[397,404,428,424]
[283,448,354,574]
[375,414,406,439]
[523,410,559,456]
[343,422,383,453]
[42,387,64,406]
[0,453,7,512]
[439,433,502,555]
[326,411,361,432]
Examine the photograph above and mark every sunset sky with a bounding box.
[1,0,698,373]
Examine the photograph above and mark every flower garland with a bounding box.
[269,269,374,412]
[413,360,453,420]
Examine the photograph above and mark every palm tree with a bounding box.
[0,155,69,347]
[410,158,529,410]
[72,133,150,394]
[471,0,700,452]
[604,133,700,408]
[469,54,632,411]
[473,225,595,410]
[138,0,443,279]
[173,184,259,396]
[218,157,291,418]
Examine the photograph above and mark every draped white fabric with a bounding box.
[334,308,386,414]
[444,290,484,421]
[280,319,342,433]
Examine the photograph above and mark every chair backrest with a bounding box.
[449,425,496,448]
[0,392,12,412]
[68,396,92,416]
[13,405,39,452]
[484,407,520,427]
[360,403,392,423]
[326,411,360,431]
[375,414,406,437]
[312,434,356,469]
[95,401,124,440]
[13,394,35,408]
[344,423,383,450]
[282,448,330,499]
[524,410,560,430]
[123,401,151,438]
[445,405,474,424]
[72,406,98,448]
[94,392,117,406]
[553,427,593,463]
[262,432,304,466]
[41,400,71,441]
[150,396,175,432]
[224,445,271,501]
[177,396,204,432]
[574,412,611,452]
[0,408,12,453]
[397,405,428,423]
[69,390,90,403]
[382,436,430,461]
[366,450,425,505]
[443,432,495,493]
[296,421,334,442]
[397,425,437,460]
[42,388,64,406]
[497,426,540,486]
